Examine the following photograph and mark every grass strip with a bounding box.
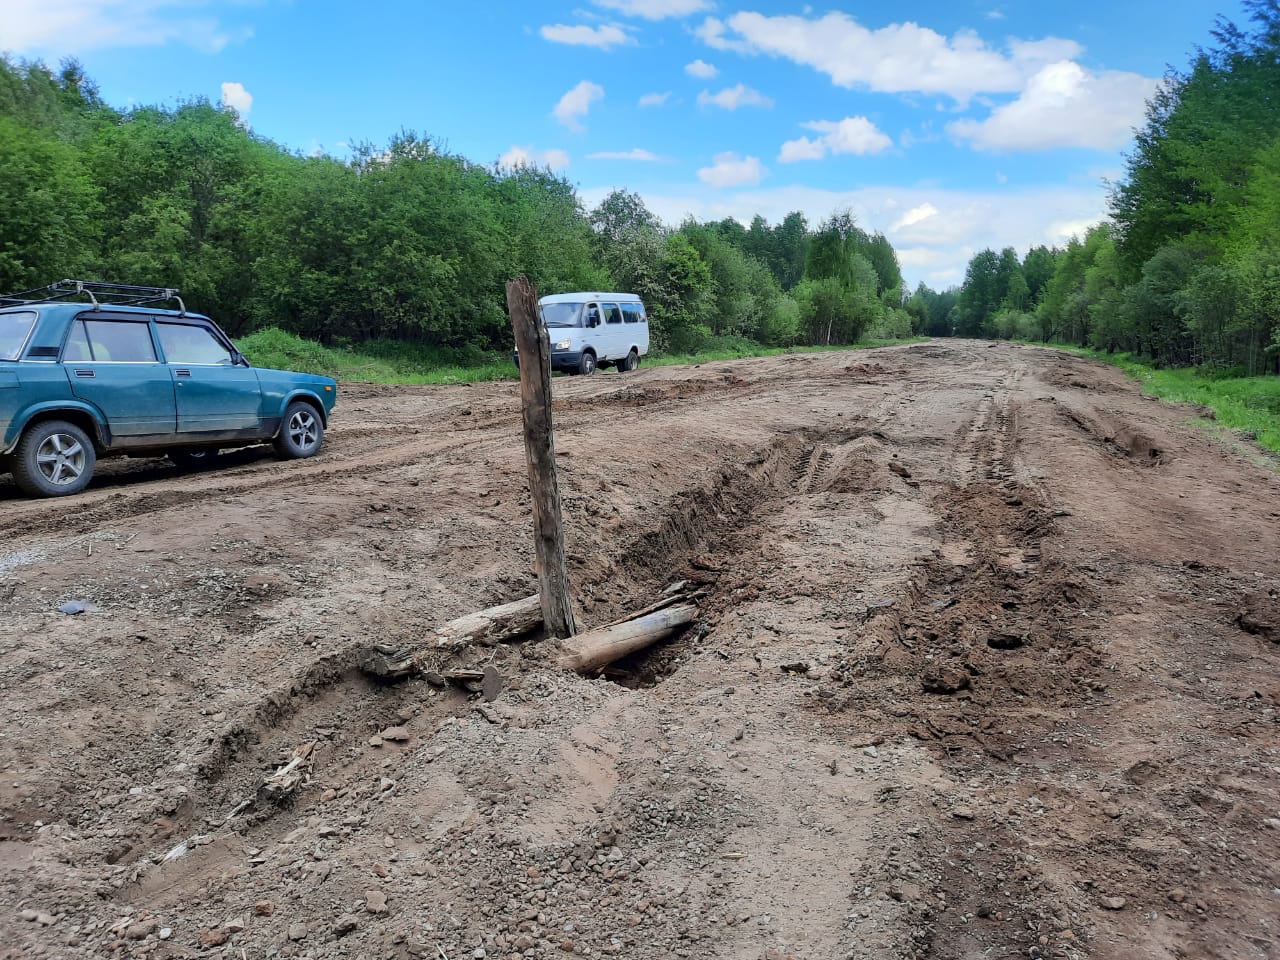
[238,327,926,387]
[1035,342,1280,455]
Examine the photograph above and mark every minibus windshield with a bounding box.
[541,302,583,328]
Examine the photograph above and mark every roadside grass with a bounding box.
[1036,342,1280,455]
[238,327,926,386]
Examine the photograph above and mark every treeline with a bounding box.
[0,57,913,355]
[930,0,1280,375]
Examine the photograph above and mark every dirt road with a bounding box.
[2,340,1278,960]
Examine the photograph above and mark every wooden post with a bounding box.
[507,277,577,639]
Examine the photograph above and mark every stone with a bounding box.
[951,806,975,820]
[888,880,920,902]
[223,916,247,933]
[288,922,309,941]
[1100,896,1126,911]
[125,919,158,940]
[369,736,385,748]
[482,665,504,702]
[158,928,172,940]
[365,889,388,914]
[380,726,410,742]
[333,915,359,936]
[921,665,971,694]
[1167,888,1187,903]
[199,927,230,947]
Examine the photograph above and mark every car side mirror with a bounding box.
[234,351,250,367]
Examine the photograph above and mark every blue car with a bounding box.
[0,280,337,497]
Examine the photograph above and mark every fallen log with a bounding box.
[361,595,544,678]
[435,594,542,649]
[597,589,707,631]
[557,603,698,674]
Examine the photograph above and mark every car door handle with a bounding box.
[74,369,95,378]
[175,369,192,377]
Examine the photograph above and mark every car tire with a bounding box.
[578,352,597,376]
[11,420,96,497]
[169,448,220,471]
[273,401,325,459]
[618,349,639,373]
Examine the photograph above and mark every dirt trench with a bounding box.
[1,341,1278,960]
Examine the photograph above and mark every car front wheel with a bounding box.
[273,402,325,459]
[578,352,597,376]
[12,420,97,497]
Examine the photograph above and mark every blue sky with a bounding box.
[2,0,1247,289]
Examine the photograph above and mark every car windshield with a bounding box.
[0,311,36,360]
[541,302,582,328]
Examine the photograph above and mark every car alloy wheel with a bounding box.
[35,431,87,487]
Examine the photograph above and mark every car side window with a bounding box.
[603,303,623,325]
[62,320,93,361]
[79,319,157,362]
[622,303,643,324]
[158,323,234,365]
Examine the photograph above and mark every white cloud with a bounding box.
[553,81,605,132]
[540,23,632,49]
[891,203,939,232]
[594,0,711,20]
[0,0,251,54]
[697,83,773,110]
[588,148,666,161]
[578,181,1108,288]
[220,81,252,118]
[697,152,765,188]
[697,11,1084,104]
[947,61,1158,151]
[779,116,892,161]
[498,146,571,171]
[778,137,826,163]
[638,91,670,107]
[685,58,718,78]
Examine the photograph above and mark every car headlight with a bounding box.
[554,339,572,351]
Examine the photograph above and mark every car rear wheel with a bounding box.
[273,401,325,459]
[169,448,220,471]
[12,420,96,497]
[618,349,639,373]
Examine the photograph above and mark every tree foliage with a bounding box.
[0,56,918,356]
[930,2,1280,375]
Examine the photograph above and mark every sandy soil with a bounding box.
[1,340,1277,960]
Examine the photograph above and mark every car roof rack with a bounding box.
[0,279,186,314]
